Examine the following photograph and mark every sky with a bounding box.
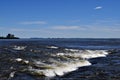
[0,0,120,38]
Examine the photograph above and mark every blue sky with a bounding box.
[0,0,120,38]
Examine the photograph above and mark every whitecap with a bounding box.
[13,46,26,50]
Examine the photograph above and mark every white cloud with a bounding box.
[82,25,120,32]
[20,21,47,25]
[52,26,80,30]
[94,6,103,10]
[10,29,42,32]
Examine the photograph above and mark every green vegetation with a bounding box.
[0,34,19,39]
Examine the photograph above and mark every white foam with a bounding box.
[28,60,91,77]
[47,46,58,49]
[80,50,108,59]
[15,58,29,64]
[8,71,16,80]
[56,53,65,56]
[9,71,16,78]
[27,49,109,77]
[15,58,22,62]
[13,46,26,50]
[65,48,79,52]
[56,50,108,59]
[24,60,29,64]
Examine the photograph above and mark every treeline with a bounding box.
[0,34,19,39]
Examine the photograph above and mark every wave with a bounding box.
[28,60,91,77]
[55,50,108,59]
[13,45,26,50]
[23,48,110,77]
[47,46,58,49]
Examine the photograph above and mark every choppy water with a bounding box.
[0,38,120,80]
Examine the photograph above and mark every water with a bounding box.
[0,38,120,80]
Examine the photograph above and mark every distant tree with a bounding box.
[6,34,14,39]
[0,33,19,39]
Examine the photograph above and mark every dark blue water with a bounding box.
[1,38,120,49]
[0,38,120,80]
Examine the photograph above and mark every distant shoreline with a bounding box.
[0,37,19,39]
[0,34,19,39]
[0,36,19,39]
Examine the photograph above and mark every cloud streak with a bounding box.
[52,26,81,30]
[10,29,43,32]
[94,6,103,10]
[20,21,47,25]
